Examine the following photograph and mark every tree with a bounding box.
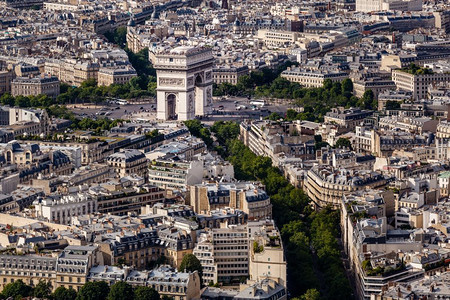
[286,109,299,121]
[1,279,33,299]
[184,119,203,137]
[52,286,78,300]
[301,289,321,300]
[134,286,160,300]
[0,93,15,106]
[358,90,376,110]
[334,138,352,150]
[76,281,109,300]
[267,112,283,121]
[323,79,333,90]
[33,280,52,299]
[178,254,203,283]
[341,78,353,94]
[107,281,133,300]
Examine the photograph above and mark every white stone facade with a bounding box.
[155,46,213,121]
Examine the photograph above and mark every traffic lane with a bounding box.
[68,103,156,119]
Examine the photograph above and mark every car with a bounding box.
[140,106,144,110]
[234,101,238,104]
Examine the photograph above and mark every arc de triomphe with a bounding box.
[154,46,214,121]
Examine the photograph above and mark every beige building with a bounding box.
[126,23,169,53]
[0,245,102,293]
[22,139,111,165]
[356,0,422,12]
[257,29,299,48]
[392,69,450,100]
[324,107,373,130]
[213,66,249,85]
[0,70,13,95]
[248,220,287,287]
[436,120,450,139]
[106,149,148,180]
[0,255,57,291]
[353,79,396,99]
[305,165,388,208]
[281,67,348,88]
[97,66,137,86]
[190,182,272,221]
[44,59,99,87]
[11,76,60,99]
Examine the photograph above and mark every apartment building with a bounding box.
[356,0,422,12]
[97,66,137,86]
[248,220,287,287]
[240,120,316,162]
[324,107,374,130]
[353,79,396,99]
[95,186,165,216]
[126,23,169,53]
[56,245,102,291]
[44,59,99,87]
[212,66,249,85]
[257,30,299,48]
[281,67,348,88]
[22,140,111,165]
[148,158,203,191]
[340,194,427,299]
[436,120,450,138]
[0,70,13,95]
[89,265,201,300]
[190,182,272,221]
[194,225,249,285]
[97,228,164,269]
[378,116,438,134]
[11,76,60,99]
[392,69,450,100]
[0,255,57,291]
[305,165,388,208]
[34,194,97,224]
[106,149,148,180]
[354,127,431,157]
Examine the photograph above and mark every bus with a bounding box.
[116,99,128,105]
[250,100,265,107]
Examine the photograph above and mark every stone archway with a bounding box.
[194,74,206,117]
[167,94,177,120]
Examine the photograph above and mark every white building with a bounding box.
[356,0,422,12]
[193,225,249,285]
[35,194,97,224]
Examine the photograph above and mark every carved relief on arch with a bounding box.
[159,78,185,86]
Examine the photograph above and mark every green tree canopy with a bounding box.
[107,281,133,300]
[178,254,203,283]
[301,288,321,300]
[334,138,352,150]
[33,280,52,299]
[267,112,283,121]
[76,281,109,300]
[341,78,353,94]
[52,286,78,300]
[134,286,161,300]
[357,89,376,110]
[1,279,33,299]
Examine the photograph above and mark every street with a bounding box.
[66,97,291,122]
